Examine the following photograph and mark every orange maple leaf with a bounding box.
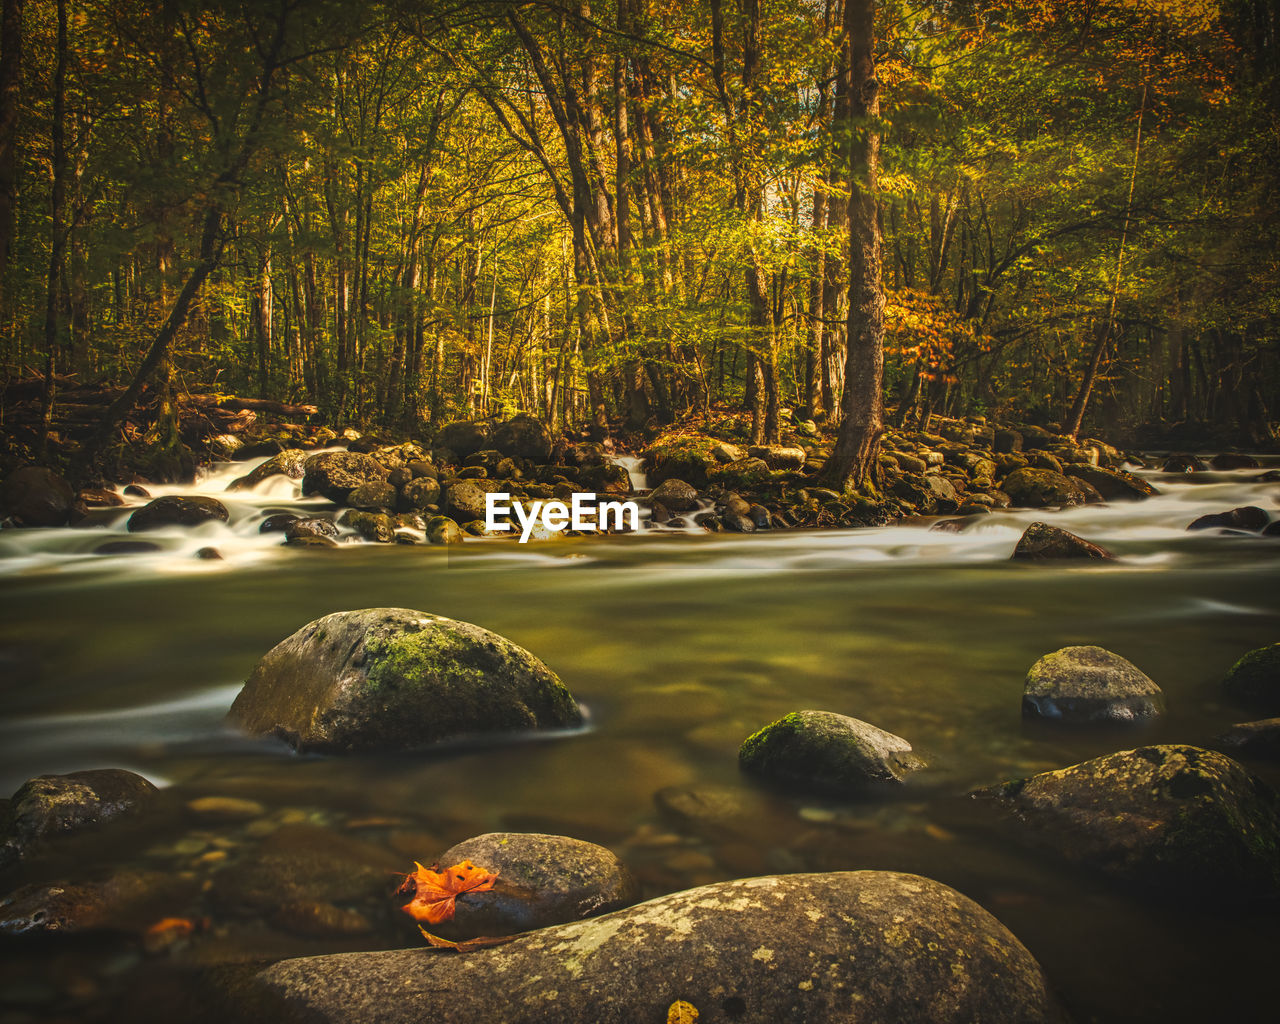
[399,860,499,925]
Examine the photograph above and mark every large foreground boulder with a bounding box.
[1,466,76,527]
[1012,522,1113,560]
[981,744,1280,898]
[1022,646,1163,723]
[301,452,389,503]
[739,710,924,794]
[127,495,229,531]
[227,608,581,753]
[247,871,1056,1024]
[1,769,158,871]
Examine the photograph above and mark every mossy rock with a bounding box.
[1022,645,1161,723]
[227,449,308,491]
[1063,464,1157,501]
[641,433,717,487]
[227,608,581,754]
[301,452,389,503]
[426,515,464,545]
[1000,467,1088,508]
[1012,522,1113,561]
[1222,643,1280,712]
[739,710,925,796]
[981,744,1280,899]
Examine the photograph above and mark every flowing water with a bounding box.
[0,455,1278,1021]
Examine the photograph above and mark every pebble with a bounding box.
[187,796,266,821]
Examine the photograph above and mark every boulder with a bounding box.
[993,428,1023,453]
[1000,467,1088,508]
[341,511,395,543]
[247,871,1055,1024]
[1011,522,1113,561]
[285,534,340,548]
[711,441,744,463]
[1217,719,1280,760]
[1063,464,1158,501]
[1,769,158,871]
[227,449,308,491]
[1221,642,1280,712]
[1187,506,1270,532]
[444,480,491,522]
[1210,453,1260,470]
[227,608,581,753]
[1,467,76,526]
[436,421,492,459]
[492,414,553,461]
[648,478,699,512]
[427,833,638,937]
[77,487,124,508]
[345,481,397,511]
[748,445,807,471]
[981,745,1280,898]
[426,515,464,545]
[127,495,229,532]
[399,477,441,511]
[284,517,338,541]
[1161,454,1206,473]
[259,513,300,534]
[1022,646,1163,723]
[739,710,924,795]
[302,452,389,503]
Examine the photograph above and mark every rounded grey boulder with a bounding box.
[249,871,1056,1024]
[739,710,924,795]
[127,495,229,532]
[1022,645,1163,723]
[980,744,1280,898]
[429,832,638,937]
[647,478,699,512]
[227,608,581,753]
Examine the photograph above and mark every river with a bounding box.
[0,455,1277,1021]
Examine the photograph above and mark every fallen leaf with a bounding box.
[418,925,516,952]
[399,859,499,925]
[667,1000,700,1023]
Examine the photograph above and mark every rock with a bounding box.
[1210,453,1260,470]
[212,840,390,916]
[1011,522,1113,560]
[186,796,265,821]
[302,452,390,503]
[345,481,397,511]
[273,901,374,938]
[227,449,308,491]
[711,441,744,463]
[747,445,807,471]
[655,784,752,836]
[739,710,924,795]
[77,487,123,508]
[259,512,300,534]
[981,745,1280,898]
[247,870,1054,1024]
[285,517,338,541]
[921,473,959,510]
[993,428,1023,453]
[341,510,395,543]
[648,478,699,512]
[1022,646,1163,723]
[747,503,772,529]
[122,484,150,498]
[795,419,818,437]
[1187,506,1270,532]
[1,466,77,527]
[407,459,438,479]
[426,515,464,545]
[1217,719,1280,760]
[400,477,441,511]
[1063,464,1157,501]
[436,421,491,459]
[285,534,340,548]
[1,769,158,871]
[1162,454,1206,473]
[0,869,179,936]
[1026,451,1063,473]
[94,540,161,555]
[1222,643,1280,712]
[227,608,582,753]
[1000,467,1088,508]
[642,436,717,486]
[722,511,755,532]
[429,833,638,937]
[1265,520,1280,536]
[126,495,229,532]
[492,414,553,461]
[444,480,490,522]
[195,546,222,560]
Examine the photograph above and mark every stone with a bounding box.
[186,796,266,821]
[1,467,76,527]
[246,871,1055,1024]
[345,481,397,511]
[492,414,553,461]
[1000,467,1088,508]
[893,452,928,475]
[399,477,441,511]
[1011,522,1113,560]
[1022,645,1163,723]
[1063,464,1158,501]
[430,833,638,937]
[436,421,492,459]
[259,512,300,534]
[227,449,308,491]
[1187,506,1270,532]
[1161,454,1206,473]
[407,459,438,479]
[285,534,340,548]
[1210,453,1260,470]
[444,480,490,522]
[127,495,229,532]
[93,540,161,555]
[195,547,222,560]
[284,517,338,541]
[981,745,1280,898]
[1217,719,1280,760]
[426,515,464,545]
[648,478,699,512]
[747,445,807,471]
[739,710,925,795]
[722,511,755,532]
[1221,643,1280,712]
[341,510,395,543]
[301,452,389,503]
[77,487,124,508]
[227,608,582,753]
[273,901,374,938]
[711,441,744,463]
[1,770,158,871]
[993,428,1023,453]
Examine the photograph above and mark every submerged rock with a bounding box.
[227,608,581,753]
[428,833,638,937]
[1222,642,1280,712]
[739,710,924,795]
[126,495,228,531]
[981,744,1280,898]
[1217,719,1280,760]
[247,871,1056,1024]
[1161,454,1206,473]
[1,769,158,871]
[1022,646,1163,723]
[1210,453,1260,470]
[1011,522,1113,560]
[1,466,76,527]
[1187,506,1270,532]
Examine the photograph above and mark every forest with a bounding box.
[0,0,1276,477]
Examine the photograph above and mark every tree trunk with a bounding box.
[39,0,67,453]
[0,0,21,328]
